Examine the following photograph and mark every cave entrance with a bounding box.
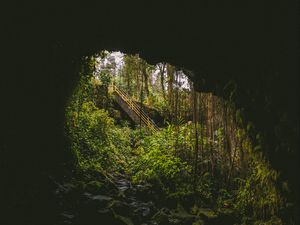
[62,50,284,225]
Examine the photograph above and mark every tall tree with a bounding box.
[167,64,175,118]
[158,62,166,100]
[192,86,199,189]
[141,59,150,98]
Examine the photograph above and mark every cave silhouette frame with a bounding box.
[1,2,298,224]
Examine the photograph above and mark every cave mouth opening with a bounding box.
[62,50,285,224]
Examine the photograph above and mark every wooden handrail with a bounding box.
[112,84,159,133]
[115,87,157,132]
[115,86,159,131]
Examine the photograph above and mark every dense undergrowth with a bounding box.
[63,54,289,225]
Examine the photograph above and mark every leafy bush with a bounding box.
[130,126,192,193]
[66,97,133,176]
[234,152,283,221]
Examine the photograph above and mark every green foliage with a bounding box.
[98,71,111,87]
[234,153,282,220]
[67,101,115,170]
[66,58,132,175]
[130,126,192,189]
[64,52,286,224]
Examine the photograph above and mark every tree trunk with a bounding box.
[193,88,199,190]
[158,63,166,100]
[167,64,174,118]
[142,62,149,98]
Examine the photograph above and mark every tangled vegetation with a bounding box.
[64,52,288,225]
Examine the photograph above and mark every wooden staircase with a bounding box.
[112,84,159,133]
